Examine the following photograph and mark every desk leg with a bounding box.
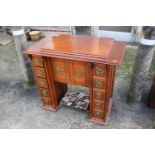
[89,65,114,125]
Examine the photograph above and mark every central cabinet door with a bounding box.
[51,58,90,87]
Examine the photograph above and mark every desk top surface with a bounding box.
[24,35,126,66]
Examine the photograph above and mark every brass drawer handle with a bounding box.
[37,70,43,76]
[95,92,104,100]
[95,112,101,117]
[95,102,102,109]
[40,81,45,86]
[96,79,103,88]
[75,70,84,77]
[34,57,41,64]
[96,66,105,75]
[44,99,49,103]
[56,67,64,73]
[42,90,47,96]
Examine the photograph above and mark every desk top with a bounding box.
[24,35,126,66]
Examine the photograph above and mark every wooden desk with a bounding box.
[24,35,126,125]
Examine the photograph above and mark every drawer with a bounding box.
[32,56,44,67]
[70,61,88,86]
[40,88,50,98]
[93,89,105,101]
[93,100,104,111]
[34,67,46,78]
[37,78,48,88]
[52,58,69,82]
[93,110,104,119]
[93,77,106,89]
[93,64,106,77]
[41,97,52,106]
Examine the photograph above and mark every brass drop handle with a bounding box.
[34,57,41,64]
[95,92,104,99]
[96,66,105,75]
[40,81,45,86]
[56,67,64,73]
[42,90,47,96]
[44,99,49,103]
[96,80,103,88]
[95,112,101,117]
[37,70,42,75]
[75,70,84,77]
[95,102,102,108]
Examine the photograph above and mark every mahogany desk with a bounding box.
[24,35,126,125]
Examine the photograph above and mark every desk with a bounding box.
[24,35,126,125]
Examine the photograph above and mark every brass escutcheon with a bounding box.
[95,92,104,100]
[95,79,103,88]
[40,81,45,86]
[37,70,42,76]
[34,57,41,64]
[56,67,64,73]
[95,66,105,75]
[75,70,84,77]
[95,102,102,109]
[42,90,47,96]
[95,112,101,117]
[44,99,49,103]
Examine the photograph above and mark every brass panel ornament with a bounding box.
[40,81,45,87]
[95,92,104,100]
[37,70,43,76]
[56,67,64,73]
[95,79,103,88]
[94,102,103,109]
[34,57,41,65]
[42,90,47,96]
[75,70,84,77]
[95,66,105,75]
[95,112,102,118]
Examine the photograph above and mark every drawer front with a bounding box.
[41,97,52,106]
[93,64,106,77]
[93,90,105,101]
[52,58,69,82]
[32,56,44,67]
[40,88,50,98]
[37,78,48,88]
[34,67,46,78]
[93,110,104,119]
[93,78,106,89]
[71,61,88,86]
[93,100,104,111]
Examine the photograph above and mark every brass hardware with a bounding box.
[56,67,64,73]
[95,79,103,88]
[40,81,45,86]
[37,70,42,76]
[42,90,47,96]
[95,112,101,117]
[44,99,49,103]
[95,66,105,75]
[95,92,104,100]
[75,70,84,77]
[94,102,102,109]
[34,57,41,64]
